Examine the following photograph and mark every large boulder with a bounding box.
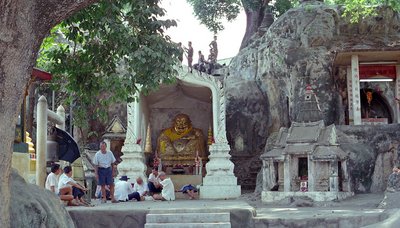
[228,0,400,190]
[10,169,75,228]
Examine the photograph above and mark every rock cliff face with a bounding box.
[227,1,400,190]
[10,169,74,228]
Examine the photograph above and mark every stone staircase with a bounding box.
[145,212,231,228]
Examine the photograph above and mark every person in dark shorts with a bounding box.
[93,141,119,203]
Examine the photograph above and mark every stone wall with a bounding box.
[227,1,400,190]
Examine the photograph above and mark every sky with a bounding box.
[160,0,246,61]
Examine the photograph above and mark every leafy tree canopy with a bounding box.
[187,0,400,34]
[37,0,181,129]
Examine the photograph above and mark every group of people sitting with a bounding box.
[45,163,91,206]
[45,164,198,206]
[110,168,198,202]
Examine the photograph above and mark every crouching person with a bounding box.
[130,177,149,201]
[153,172,175,201]
[114,175,134,202]
[45,163,76,205]
[59,166,90,206]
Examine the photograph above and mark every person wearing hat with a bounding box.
[114,175,134,202]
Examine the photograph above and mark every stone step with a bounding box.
[145,222,231,228]
[146,212,230,223]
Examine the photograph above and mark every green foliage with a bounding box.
[186,0,298,34]
[187,0,241,33]
[332,0,400,23]
[37,0,181,129]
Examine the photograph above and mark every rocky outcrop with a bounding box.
[10,169,74,228]
[227,0,400,190]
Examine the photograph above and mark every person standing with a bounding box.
[93,141,119,203]
[186,41,194,73]
[209,35,218,60]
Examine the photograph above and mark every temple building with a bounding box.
[261,86,353,202]
[115,67,241,199]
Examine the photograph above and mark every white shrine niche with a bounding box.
[118,68,241,199]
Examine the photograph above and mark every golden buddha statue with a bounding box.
[157,113,207,166]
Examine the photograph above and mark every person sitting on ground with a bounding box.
[59,166,90,206]
[153,172,175,201]
[131,177,149,201]
[148,168,162,195]
[45,163,76,205]
[114,175,136,202]
[180,184,198,200]
[193,51,205,73]
[95,185,111,200]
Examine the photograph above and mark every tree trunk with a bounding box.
[240,1,268,49]
[0,0,97,227]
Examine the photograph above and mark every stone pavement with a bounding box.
[66,194,399,228]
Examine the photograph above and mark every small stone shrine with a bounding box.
[261,85,353,202]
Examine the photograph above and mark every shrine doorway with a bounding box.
[360,87,393,124]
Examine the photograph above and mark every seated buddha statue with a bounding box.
[157,113,207,167]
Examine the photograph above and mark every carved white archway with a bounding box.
[118,67,241,199]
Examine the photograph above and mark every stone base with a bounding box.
[261,191,354,202]
[199,185,241,199]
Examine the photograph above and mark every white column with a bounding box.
[329,160,339,192]
[56,105,65,130]
[36,96,48,187]
[351,55,362,125]
[395,66,400,123]
[283,155,291,192]
[307,156,314,191]
[346,67,354,124]
[117,101,146,182]
[200,80,241,199]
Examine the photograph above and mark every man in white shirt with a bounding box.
[148,168,162,195]
[58,165,89,206]
[45,163,74,204]
[114,176,134,201]
[131,177,148,201]
[93,141,118,203]
[153,172,175,201]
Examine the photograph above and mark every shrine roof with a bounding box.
[261,148,284,158]
[312,146,348,161]
[334,49,400,66]
[283,144,315,155]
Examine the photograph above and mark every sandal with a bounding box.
[111,200,119,203]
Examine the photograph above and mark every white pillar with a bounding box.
[36,96,48,187]
[329,160,339,192]
[395,66,400,123]
[56,105,65,130]
[199,80,241,199]
[351,55,362,125]
[117,101,146,181]
[283,155,291,192]
[346,67,354,124]
[307,156,314,191]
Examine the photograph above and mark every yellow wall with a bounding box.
[12,153,36,184]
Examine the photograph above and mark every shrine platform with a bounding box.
[66,194,397,228]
